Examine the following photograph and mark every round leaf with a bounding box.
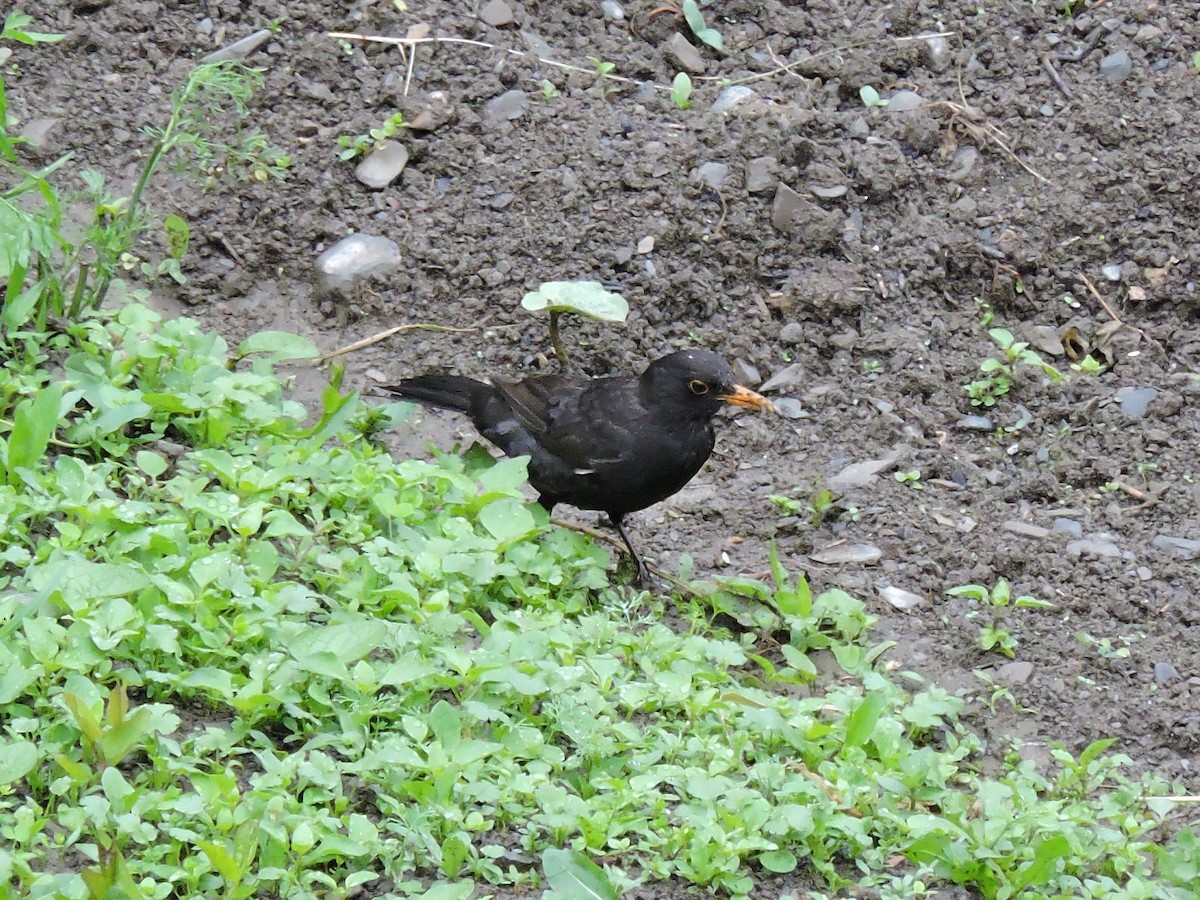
[520,281,629,323]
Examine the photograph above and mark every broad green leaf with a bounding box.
[541,848,620,900]
[520,281,629,323]
[163,213,189,260]
[235,331,320,361]
[440,833,470,877]
[844,691,887,749]
[758,848,797,873]
[7,381,64,484]
[479,497,536,543]
[289,620,387,669]
[0,739,37,784]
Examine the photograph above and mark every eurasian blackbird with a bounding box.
[381,349,773,583]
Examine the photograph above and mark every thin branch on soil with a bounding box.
[1074,272,1168,360]
[699,31,957,87]
[316,323,477,364]
[1040,53,1073,100]
[928,100,1054,186]
[328,31,656,91]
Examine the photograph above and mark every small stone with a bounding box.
[202,28,271,63]
[997,661,1035,686]
[923,34,950,72]
[1052,518,1083,538]
[809,543,882,565]
[733,358,760,386]
[1066,537,1123,558]
[1039,103,1055,118]
[665,32,706,74]
[483,89,529,125]
[1099,50,1133,83]
[354,140,409,189]
[710,85,756,114]
[778,322,805,345]
[810,183,847,199]
[1102,263,1122,281]
[696,162,728,190]
[958,416,993,432]
[1153,661,1180,684]
[745,156,778,193]
[1133,25,1163,46]
[1002,521,1051,539]
[946,146,978,182]
[18,117,60,155]
[522,30,555,61]
[773,398,804,419]
[1152,535,1200,559]
[489,192,514,210]
[315,234,402,295]
[759,363,805,393]
[478,0,515,27]
[601,0,625,21]
[1114,387,1156,417]
[887,89,925,113]
[771,183,805,232]
[636,236,655,254]
[879,585,923,610]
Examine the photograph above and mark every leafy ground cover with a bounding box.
[0,305,1195,898]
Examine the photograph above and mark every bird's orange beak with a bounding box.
[718,384,774,413]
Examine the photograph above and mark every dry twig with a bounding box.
[317,323,477,364]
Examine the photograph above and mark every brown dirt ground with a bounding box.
[12,0,1200,895]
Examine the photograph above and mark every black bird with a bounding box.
[380,349,773,583]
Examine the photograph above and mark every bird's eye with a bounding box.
[688,379,710,395]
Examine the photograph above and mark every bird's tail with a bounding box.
[379,374,486,413]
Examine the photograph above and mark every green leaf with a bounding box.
[235,331,320,361]
[758,849,798,873]
[98,707,153,766]
[541,848,620,900]
[440,833,470,877]
[164,213,190,260]
[7,381,64,485]
[479,497,537,543]
[520,281,629,323]
[0,739,38,785]
[682,0,723,51]
[844,691,887,748]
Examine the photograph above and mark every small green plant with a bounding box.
[1076,632,1137,660]
[541,79,560,100]
[1193,51,1200,74]
[586,56,619,99]
[895,469,923,489]
[671,71,693,110]
[859,85,889,108]
[770,483,836,527]
[681,0,723,51]
[337,111,407,160]
[520,281,629,368]
[967,327,1065,407]
[949,578,1054,659]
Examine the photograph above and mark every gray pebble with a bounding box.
[1152,535,1200,559]
[778,322,805,345]
[745,156,778,193]
[354,140,409,189]
[202,28,271,63]
[478,0,515,27]
[759,363,805,393]
[773,398,804,419]
[1102,263,1122,281]
[733,358,761,386]
[957,415,993,432]
[315,234,401,294]
[1114,386,1157,418]
[601,0,624,21]
[710,85,756,114]
[483,90,529,125]
[1099,50,1133,83]
[665,32,706,74]
[1153,662,1180,684]
[696,162,728,190]
[887,89,925,113]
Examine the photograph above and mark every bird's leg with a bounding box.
[611,515,651,587]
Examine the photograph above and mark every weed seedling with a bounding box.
[520,280,629,368]
[948,578,1054,659]
[338,111,407,160]
[895,469,923,489]
[967,327,1064,407]
[859,85,889,108]
[541,79,560,100]
[587,56,619,99]
[671,72,693,110]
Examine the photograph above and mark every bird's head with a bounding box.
[639,349,774,420]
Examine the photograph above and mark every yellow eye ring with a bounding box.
[688,379,710,395]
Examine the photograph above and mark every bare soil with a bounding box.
[13,0,1200,893]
